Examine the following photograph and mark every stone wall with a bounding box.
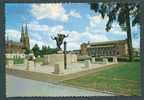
[6,53,25,59]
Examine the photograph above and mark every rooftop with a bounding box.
[88,39,127,46]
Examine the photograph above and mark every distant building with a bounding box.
[5,24,30,58]
[80,43,88,55]
[71,50,80,55]
[133,48,140,57]
[80,39,129,57]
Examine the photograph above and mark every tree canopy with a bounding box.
[90,3,139,31]
[32,44,58,57]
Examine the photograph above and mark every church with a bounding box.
[5,24,30,58]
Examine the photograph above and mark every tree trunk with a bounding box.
[125,4,133,61]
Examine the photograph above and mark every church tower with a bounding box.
[20,25,25,49]
[24,24,30,50]
[20,24,30,53]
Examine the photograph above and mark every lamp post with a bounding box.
[64,41,67,69]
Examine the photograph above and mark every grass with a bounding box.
[63,62,141,96]
[35,57,44,63]
[13,58,24,64]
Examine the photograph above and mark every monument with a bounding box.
[43,33,77,72]
[51,34,68,53]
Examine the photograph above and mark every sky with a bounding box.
[5,3,140,50]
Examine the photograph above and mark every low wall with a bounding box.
[6,53,25,59]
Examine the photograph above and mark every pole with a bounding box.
[64,41,67,69]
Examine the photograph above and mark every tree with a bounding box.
[40,46,48,56]
[32,44,40,57]
[24,48,30,55]
[90,3,139,61]
[47,46,58,54]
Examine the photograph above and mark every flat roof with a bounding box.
[89,39,127,46]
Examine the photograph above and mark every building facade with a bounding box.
[5,24,30,58]
[80,40,129,57]
[80,43,88,55]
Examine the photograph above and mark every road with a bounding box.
[6,75,113,97]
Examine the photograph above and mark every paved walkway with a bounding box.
[6,61,117,76]
[6,74,114,97]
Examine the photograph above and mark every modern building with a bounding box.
[80,39,129,57]
[5,24,30,58]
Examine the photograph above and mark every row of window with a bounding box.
[88,48,119,56]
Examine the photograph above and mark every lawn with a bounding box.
[13,58,24,64]
[63,62,141,96]
[35,57,44,63]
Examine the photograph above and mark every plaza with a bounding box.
[6,57,117,76]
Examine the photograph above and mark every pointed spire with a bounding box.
[25,23,28,35]
[20,25,25,42]
[21,25,24,34]
[24,23,30,50]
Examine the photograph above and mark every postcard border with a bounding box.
[0,0,144,100]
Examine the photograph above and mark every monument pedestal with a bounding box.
[84,60,91,68]
[43,55,49,65]
[54,62,64,74]
[8,60,14,68]
[113,57,118,63]
[91,57,95,63]
[43,54,77,66]
[26,61,34,70]
[103,58,108,64]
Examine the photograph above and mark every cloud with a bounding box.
[86,15,126,35]
[110,22,126,35]
[30,38,47,49]
[66,42,80,51]
[132,25,140,48]
[86,15,108,34]
[28,22,64,33]
[80,32,109,43]
[132,38,140,48]
[5,29,21,42]
[69,10,81,18]
[31,4,68,22]
[31,4,81,22]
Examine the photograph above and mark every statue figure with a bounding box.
[51,34,68,50]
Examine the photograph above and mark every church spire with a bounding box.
[20,25,24,42]
[25,24,28,36]
[24,23,30,50]
[22,25,24,34]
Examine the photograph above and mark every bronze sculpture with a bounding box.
[51,34,68,50]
